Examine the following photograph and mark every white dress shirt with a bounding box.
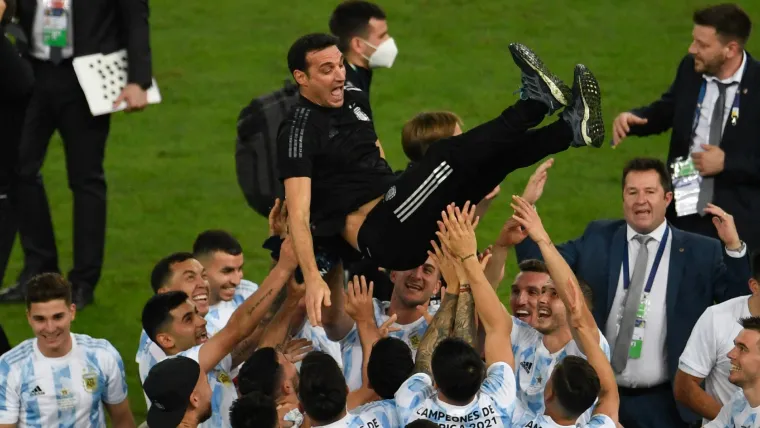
[691,51,747,153]
[604,220,747,388]
[31,0,74,61]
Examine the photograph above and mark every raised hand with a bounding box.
[268,198,288,238]
[510,195,550,244]
[494,217,529,248]
[436,202,478,260]
[304,276,331,327]
[344,275,376,324]
[521,158,554,205]
[704,203,743,250]
[428,238,459,289]
[279,337,313,364]
[378,314,401,338]
[611,112,648,147]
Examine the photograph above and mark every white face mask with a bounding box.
[362,37,398,69]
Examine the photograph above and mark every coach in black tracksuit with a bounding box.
[0,0,153,308]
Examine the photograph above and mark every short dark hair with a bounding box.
[406,421,439,428]
[238,347,282,397]
[622,157,673,193]
[287,33,340,76]
[518,259,549,274]
[740,316,760,333]
[431,338,485,403]
[193,230,243,259]
[693,3,752,46]
[329,1,386,52]
[141,291,189,345]
[367,337,414,399]
[751,251,760,282]
[299,351,347,423]
[551,356,601,419]
[229,391,278,428]
[150,252,195,293]
[25,273,72,308]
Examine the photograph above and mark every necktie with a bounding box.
[697,81,732,215]
[50,46,63,65]
[611,234,653,373]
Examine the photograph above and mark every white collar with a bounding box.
[704,50,747,85]
[626,219,669,243]
[433,394,479,416]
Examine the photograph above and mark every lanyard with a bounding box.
[623,225,669,293]
[690,61,747,136]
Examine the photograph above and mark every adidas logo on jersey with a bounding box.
[520,361,533,373]
[30,386,45,396]
[353,106,370,122]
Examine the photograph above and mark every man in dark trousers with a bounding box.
[611,4,760,255]
[0,0,153,308]
[0,0,34,287]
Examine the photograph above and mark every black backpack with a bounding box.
[235,80,300,217]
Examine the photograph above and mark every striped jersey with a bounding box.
[294,321,343,369]
[135,329,166,408]
[340,299,437,391]
[511,317,610,421]
[705,389,760,428]
[176,345,237,428]
[348,399,402,428]
[0,333,128,428]
[204,279,259,336]
[394,362,516,427]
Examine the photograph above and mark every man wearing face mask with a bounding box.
[329,0,396,97]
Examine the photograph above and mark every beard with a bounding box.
[695,53,727,76]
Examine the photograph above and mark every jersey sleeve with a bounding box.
[101,341,129,404]
[704,396,733,428]
[584,414,618,428]
[678,307,717,378]
[277,106,320,180]
[0,358,20,424]
[394,373,435,424]
[480,362,517,413]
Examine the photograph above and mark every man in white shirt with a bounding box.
[0,273,134,428]
[675,252,760,423]
[143,356,212,428]
[515,157,751,427]
[139,243,297,428]
[705,316,760,427]
[135,252,211,406]
[319,259,441,391]
[192,229,260,335]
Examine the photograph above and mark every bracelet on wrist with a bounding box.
[460,253,476,262]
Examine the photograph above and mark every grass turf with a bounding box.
[1,0,758,422]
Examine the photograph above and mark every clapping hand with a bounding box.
[436,202,479,260]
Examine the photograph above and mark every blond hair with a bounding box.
[401,111,463,162]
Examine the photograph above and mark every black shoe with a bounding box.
[0,283,25,303]
[561,64,605,148]
[72,286,94,311]
[508,43,572,115]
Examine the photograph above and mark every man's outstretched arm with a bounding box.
[284,177,332,328]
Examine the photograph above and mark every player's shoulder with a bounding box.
[0,338,36,368]
[585,414,617,428]
[74,334,122,360]
[708,295,750,319]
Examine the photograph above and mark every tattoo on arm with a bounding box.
[453,291,477,349]
[230,331,261,367]
[414,295,459,377]
[246,288,277,316]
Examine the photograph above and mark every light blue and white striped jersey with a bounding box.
[510,317,610,422]
[308,412,384,428]
[348,399,401,428]
[511,409,617,428]
[177,345,237,428]
[135,329,166,408]
[705,389,760,428]
[294,322,343,368]
[341,299,438,391]
[205,279,259,336]
[0,333,128,428]
[394,362,516,427]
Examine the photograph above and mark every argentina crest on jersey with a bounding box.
[82,366,99,393]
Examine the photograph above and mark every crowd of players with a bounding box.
[1,1,760,428]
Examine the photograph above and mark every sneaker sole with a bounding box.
[509,43,571,106]
[576,65,604,148]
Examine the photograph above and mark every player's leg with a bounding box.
[56,65,111,308]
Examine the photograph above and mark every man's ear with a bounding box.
[156,332,174,350]
[293,70,309,87]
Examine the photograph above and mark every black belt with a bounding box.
[618,382,671,396]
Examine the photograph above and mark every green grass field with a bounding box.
[2,0,758,422]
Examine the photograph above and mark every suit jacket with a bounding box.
[17,0,152,89]
[628,53,760,251]
[514,219,751,421]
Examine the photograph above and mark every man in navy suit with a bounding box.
[611,4,759,256]
[515,157,751,428]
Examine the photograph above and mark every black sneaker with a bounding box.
[561,64,605,148]
[508,43,571,115]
